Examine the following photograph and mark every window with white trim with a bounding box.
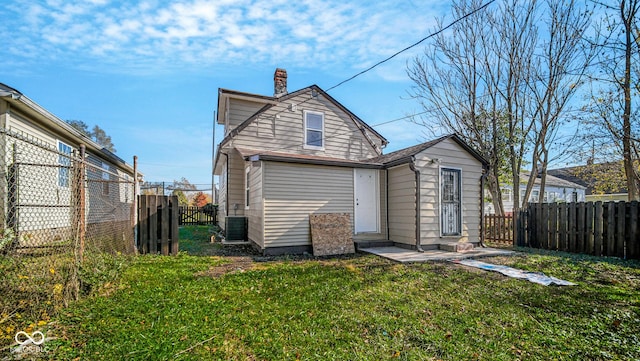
[57,141,72,187]
[102,162,110,195]
[500,188,512,202]
[303,110,324,149]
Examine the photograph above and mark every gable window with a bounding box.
[441,168,462,236]
[58,141,72,187]
[303,110,324,149]
[102,162,110,196]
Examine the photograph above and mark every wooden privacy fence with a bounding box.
[179,205,218,225]
[484,214,514,244]
[517,201,640,260]
[138,195,179,255]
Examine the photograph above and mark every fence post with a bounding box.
[170,196,179,255]
[577,202,585,254]
[629,201,639,260]
[160,195,169,255]
[132,155,138,253]
[594,201,603,256]
[549,203,557,250]
[606,203,615,256]
[585,202,594,255]
[541,204,549,249]
[616,202,626,258]
[74,144,86,263]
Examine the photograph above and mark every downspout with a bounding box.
[409,156,424,252]
[385,169,390,240]
[223,152,230,217]
[479,164,489,248]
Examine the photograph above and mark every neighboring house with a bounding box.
[0,83,137,247]
[213,69,488,255]
[485,172,586,215]
[549,163,629,202]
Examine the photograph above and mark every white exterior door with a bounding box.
[354,169,379,233]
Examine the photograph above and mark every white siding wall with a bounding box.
[226,148,245,217]
[226,99,265,135]
[218,160,228,230]
[263,162,354,248]
[229,90,382,161]
[246,161,264,248]
[5,110,73,232]
[387,164,416,245]
[417,139,484,245]
[1,105,134,233]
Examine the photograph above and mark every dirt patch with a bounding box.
[195,256,256,278]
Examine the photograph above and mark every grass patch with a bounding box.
[178,225,223,256]
[44,226,640,360]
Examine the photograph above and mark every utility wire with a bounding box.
[325,0,496,92]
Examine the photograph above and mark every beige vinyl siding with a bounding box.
[246,161,264,248]
[226,148,246,217]
[263,162,354,248]
[416,138,483,244]
[230,89,382,161]
[353,169,387,241]
[218,161,228,230]
[387,164,416,245]
[226,99,265,135]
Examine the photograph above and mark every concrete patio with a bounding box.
[360,246,516,263]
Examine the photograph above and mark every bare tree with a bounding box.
[522,0,595,205]
[583,0,640,200]
[408,0,538,215]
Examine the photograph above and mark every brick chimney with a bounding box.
[274,68,287,97]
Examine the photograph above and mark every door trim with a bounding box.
[439,166,463,236]
[354,168,380,234]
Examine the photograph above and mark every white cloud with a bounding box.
[2,0,448,78]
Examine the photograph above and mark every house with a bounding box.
[549,163,630,202]
[485,172,587,214]
[0,83,138,249]
[213,69,488,255]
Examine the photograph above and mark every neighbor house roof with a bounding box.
[520,172,586,189]
[548,162,629,195]
[369,134,488,167]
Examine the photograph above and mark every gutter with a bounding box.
[223,152,230,217]
[385,169,390,240]
[409,156,424,252]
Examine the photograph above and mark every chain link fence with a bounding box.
[0,128,137,349]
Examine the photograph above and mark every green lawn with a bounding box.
[44,226,640,360]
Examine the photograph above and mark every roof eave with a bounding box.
[2,88,135,174]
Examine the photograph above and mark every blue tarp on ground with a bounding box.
[452,259,575,286]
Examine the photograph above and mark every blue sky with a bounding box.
[1,0,453,189]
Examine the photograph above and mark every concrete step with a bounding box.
[354,240,394,251]
[439,243,474,253]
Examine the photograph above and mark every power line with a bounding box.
[325,0,496,92]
